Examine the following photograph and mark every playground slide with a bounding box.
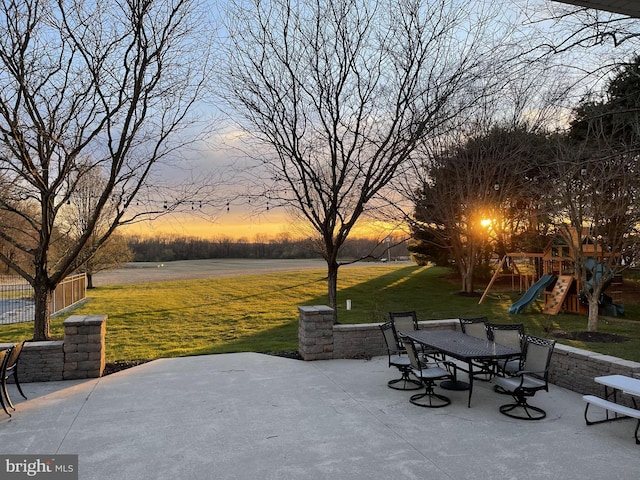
[508,274,557,314]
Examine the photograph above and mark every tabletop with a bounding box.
[595,375,640,397]
[402,329,519,361]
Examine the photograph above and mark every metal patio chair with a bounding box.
[487,323,525,376]
[0,350,10,416]
[1,341,27,413]
[459,317,493,379]
[493,334,556,420]
[379,321,421,391]
[401,335,452,408]
[459,316,489,340]
[390,311,443,361]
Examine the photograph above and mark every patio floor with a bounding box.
[1,353,638,479]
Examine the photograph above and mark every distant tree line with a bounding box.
[127,234,410,263]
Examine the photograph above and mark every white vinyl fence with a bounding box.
[0,274,87,325]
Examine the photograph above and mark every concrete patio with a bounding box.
[1,352,638,479]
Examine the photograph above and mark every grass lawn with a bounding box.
[1,264,640,363]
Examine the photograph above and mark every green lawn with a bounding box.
[2,265,640,363]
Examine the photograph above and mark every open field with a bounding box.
[2,261,640,363]
[93,258,332,285]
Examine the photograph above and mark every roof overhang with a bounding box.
[552,1,640,17]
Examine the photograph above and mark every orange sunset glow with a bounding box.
[124,210,403,241]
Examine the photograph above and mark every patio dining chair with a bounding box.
[390,311,443,361]
[487,323,525,376]
[493,334,556,420]
[1,341,27,413]
[0,350,10,416]
[459,316,489,339]
[459,317,492,379]
[379,321,421,391]
[389,311,419,346]
[401,335,452,408]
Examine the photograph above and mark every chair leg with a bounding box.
[388,368,421,391]
[499,393,546,420]
[2,379,15,411]
[0,387,11,417]
[13,371,26,400]
[410,381,451,408]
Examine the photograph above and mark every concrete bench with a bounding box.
[583,395,640,445]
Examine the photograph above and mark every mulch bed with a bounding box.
[266,350,303,360]
[102,360,151,376]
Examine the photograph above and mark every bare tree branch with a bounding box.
[0,0,215,339]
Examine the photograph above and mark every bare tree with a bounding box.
[75,234,134,289]
[60,168,134,289]
[0,0,212,339]
[549,141,640,331]
[537,3,640,51]
[221,0,518,319]
[548,57,640,331]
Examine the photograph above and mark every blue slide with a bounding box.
[508,274,557,314]
[580,259,624,317]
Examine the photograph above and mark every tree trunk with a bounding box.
[587,296,599,332]
[87,273,94,289]
[327,261,339,324]
[460,263,474,294]
[32,282,53,341]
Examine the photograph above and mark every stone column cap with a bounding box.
[63,314,107,326]
[298,305,334,314]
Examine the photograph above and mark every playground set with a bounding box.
[479,228,623,317]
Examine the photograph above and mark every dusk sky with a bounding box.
[128,0,632,241]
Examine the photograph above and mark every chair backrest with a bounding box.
[487,323,525,351]
[4,341,24,376]
[459,317,488,340]
[0,349,7,373]
[521,335,556,383]
[400,335,422,371]
[389,311,419,334]
[379,321,401,356]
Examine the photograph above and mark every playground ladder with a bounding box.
[542,275,574,315]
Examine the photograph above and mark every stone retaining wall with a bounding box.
[18,341,65,382]
[1,314,106,383]
[299,305,640,396]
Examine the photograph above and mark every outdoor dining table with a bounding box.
[402,329,520,407]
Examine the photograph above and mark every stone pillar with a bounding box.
[298,305,334,361]
[63,314,107,379]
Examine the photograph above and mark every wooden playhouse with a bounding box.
[479,228,622,315]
